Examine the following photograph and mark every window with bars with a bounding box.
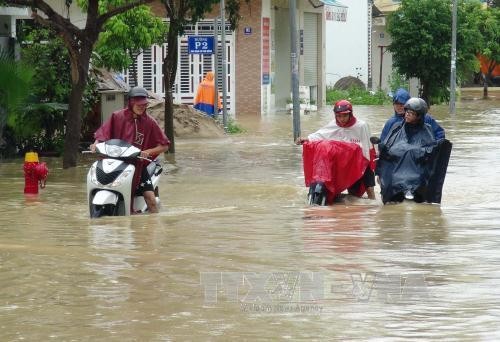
[126,20,235,114]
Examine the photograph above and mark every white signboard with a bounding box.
[325,5,348,22]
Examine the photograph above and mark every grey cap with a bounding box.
[128,86,148,98]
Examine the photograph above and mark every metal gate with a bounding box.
[303,12,319,87]
[125,20,235,115]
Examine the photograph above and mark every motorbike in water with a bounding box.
[85,139,163,218]
[371,135,452,205]
[302,140,373,206]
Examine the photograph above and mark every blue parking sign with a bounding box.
[188,36,214,54]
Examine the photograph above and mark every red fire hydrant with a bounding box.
[23,152,49,194]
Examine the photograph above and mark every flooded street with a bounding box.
[1,95,500,340]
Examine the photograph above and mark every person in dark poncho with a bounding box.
[376,97,452,204]
[380,88,445,142]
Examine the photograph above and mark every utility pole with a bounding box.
[213,17,219,119]
[449,0,457,115]
[378,45,387,90]
[220,0,228,130]
[289,0,301,141]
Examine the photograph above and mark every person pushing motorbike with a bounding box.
[375,97,452,204]
[90,86,170,213]
[380,88,444,142]
[296,100,376,201]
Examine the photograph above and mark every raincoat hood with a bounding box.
[204,72,214,82]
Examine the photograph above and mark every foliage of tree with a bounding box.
[387,0,484,104]
[18,24,71,104]
[4,0,154,168]
[94,5,167,84]
[161,0,249,153]
[6,23,98,155]
[0,49,34,153]
[477,6,500,87]
[0,24,70,155]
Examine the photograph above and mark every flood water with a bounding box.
[1,93,499,340]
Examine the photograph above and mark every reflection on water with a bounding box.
[0,96,499,339]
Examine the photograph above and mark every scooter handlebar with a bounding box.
[137,156,153,163]
[82,149,154,163]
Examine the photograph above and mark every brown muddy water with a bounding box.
[0,95,499,340]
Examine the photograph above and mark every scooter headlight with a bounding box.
[110,169,133,187]
[106,145,123,157]
[90,165,101,186]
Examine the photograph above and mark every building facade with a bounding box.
[144,0,327,116]
[2,0,328,117]
[325,0,372,90]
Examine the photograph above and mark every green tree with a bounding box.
[477,6,500,96]
[387,0,483,104]
[0,49,34,152]
[161,0,248,153]
[94,5,167,84]
[17,24,71,104]
[5,0,154,168]
[10,23,99,154]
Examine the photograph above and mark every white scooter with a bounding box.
[85,139,163,218]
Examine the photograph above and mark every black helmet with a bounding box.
[404,97,427,117]
[128,86,148,98]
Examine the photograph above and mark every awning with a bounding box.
[319,0,348,8]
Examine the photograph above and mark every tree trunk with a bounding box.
[163,26,180,154]
[420,81,431,106]
[130,50,139,87]
[164,88,175,153]
[62,45,92,169]
[483,73,488,99]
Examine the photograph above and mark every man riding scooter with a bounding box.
[90,87,170,213]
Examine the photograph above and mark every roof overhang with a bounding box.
[373,0,400,15]
[0,6,31,18]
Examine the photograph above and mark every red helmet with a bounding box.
[333,100,353,114]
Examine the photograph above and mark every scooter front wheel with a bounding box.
[308,182,328,206]
[90,204,119,218]
[90,204,104,218]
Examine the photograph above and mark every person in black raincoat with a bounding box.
[375,97,452,204]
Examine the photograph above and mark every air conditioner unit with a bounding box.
[373,17,386,26]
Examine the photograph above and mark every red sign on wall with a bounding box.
[262,17,270,85]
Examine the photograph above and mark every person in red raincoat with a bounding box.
[90,86,170,213]
[296,100,376,202]
[193,71,222,117]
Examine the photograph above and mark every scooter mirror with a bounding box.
[370,136,381,145]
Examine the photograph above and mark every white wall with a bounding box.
[371,17,392,92]
[325,0,369,88]
[45,0,87,29]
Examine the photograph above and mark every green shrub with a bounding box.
[224,118,245,134]
[326,86,391,105]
